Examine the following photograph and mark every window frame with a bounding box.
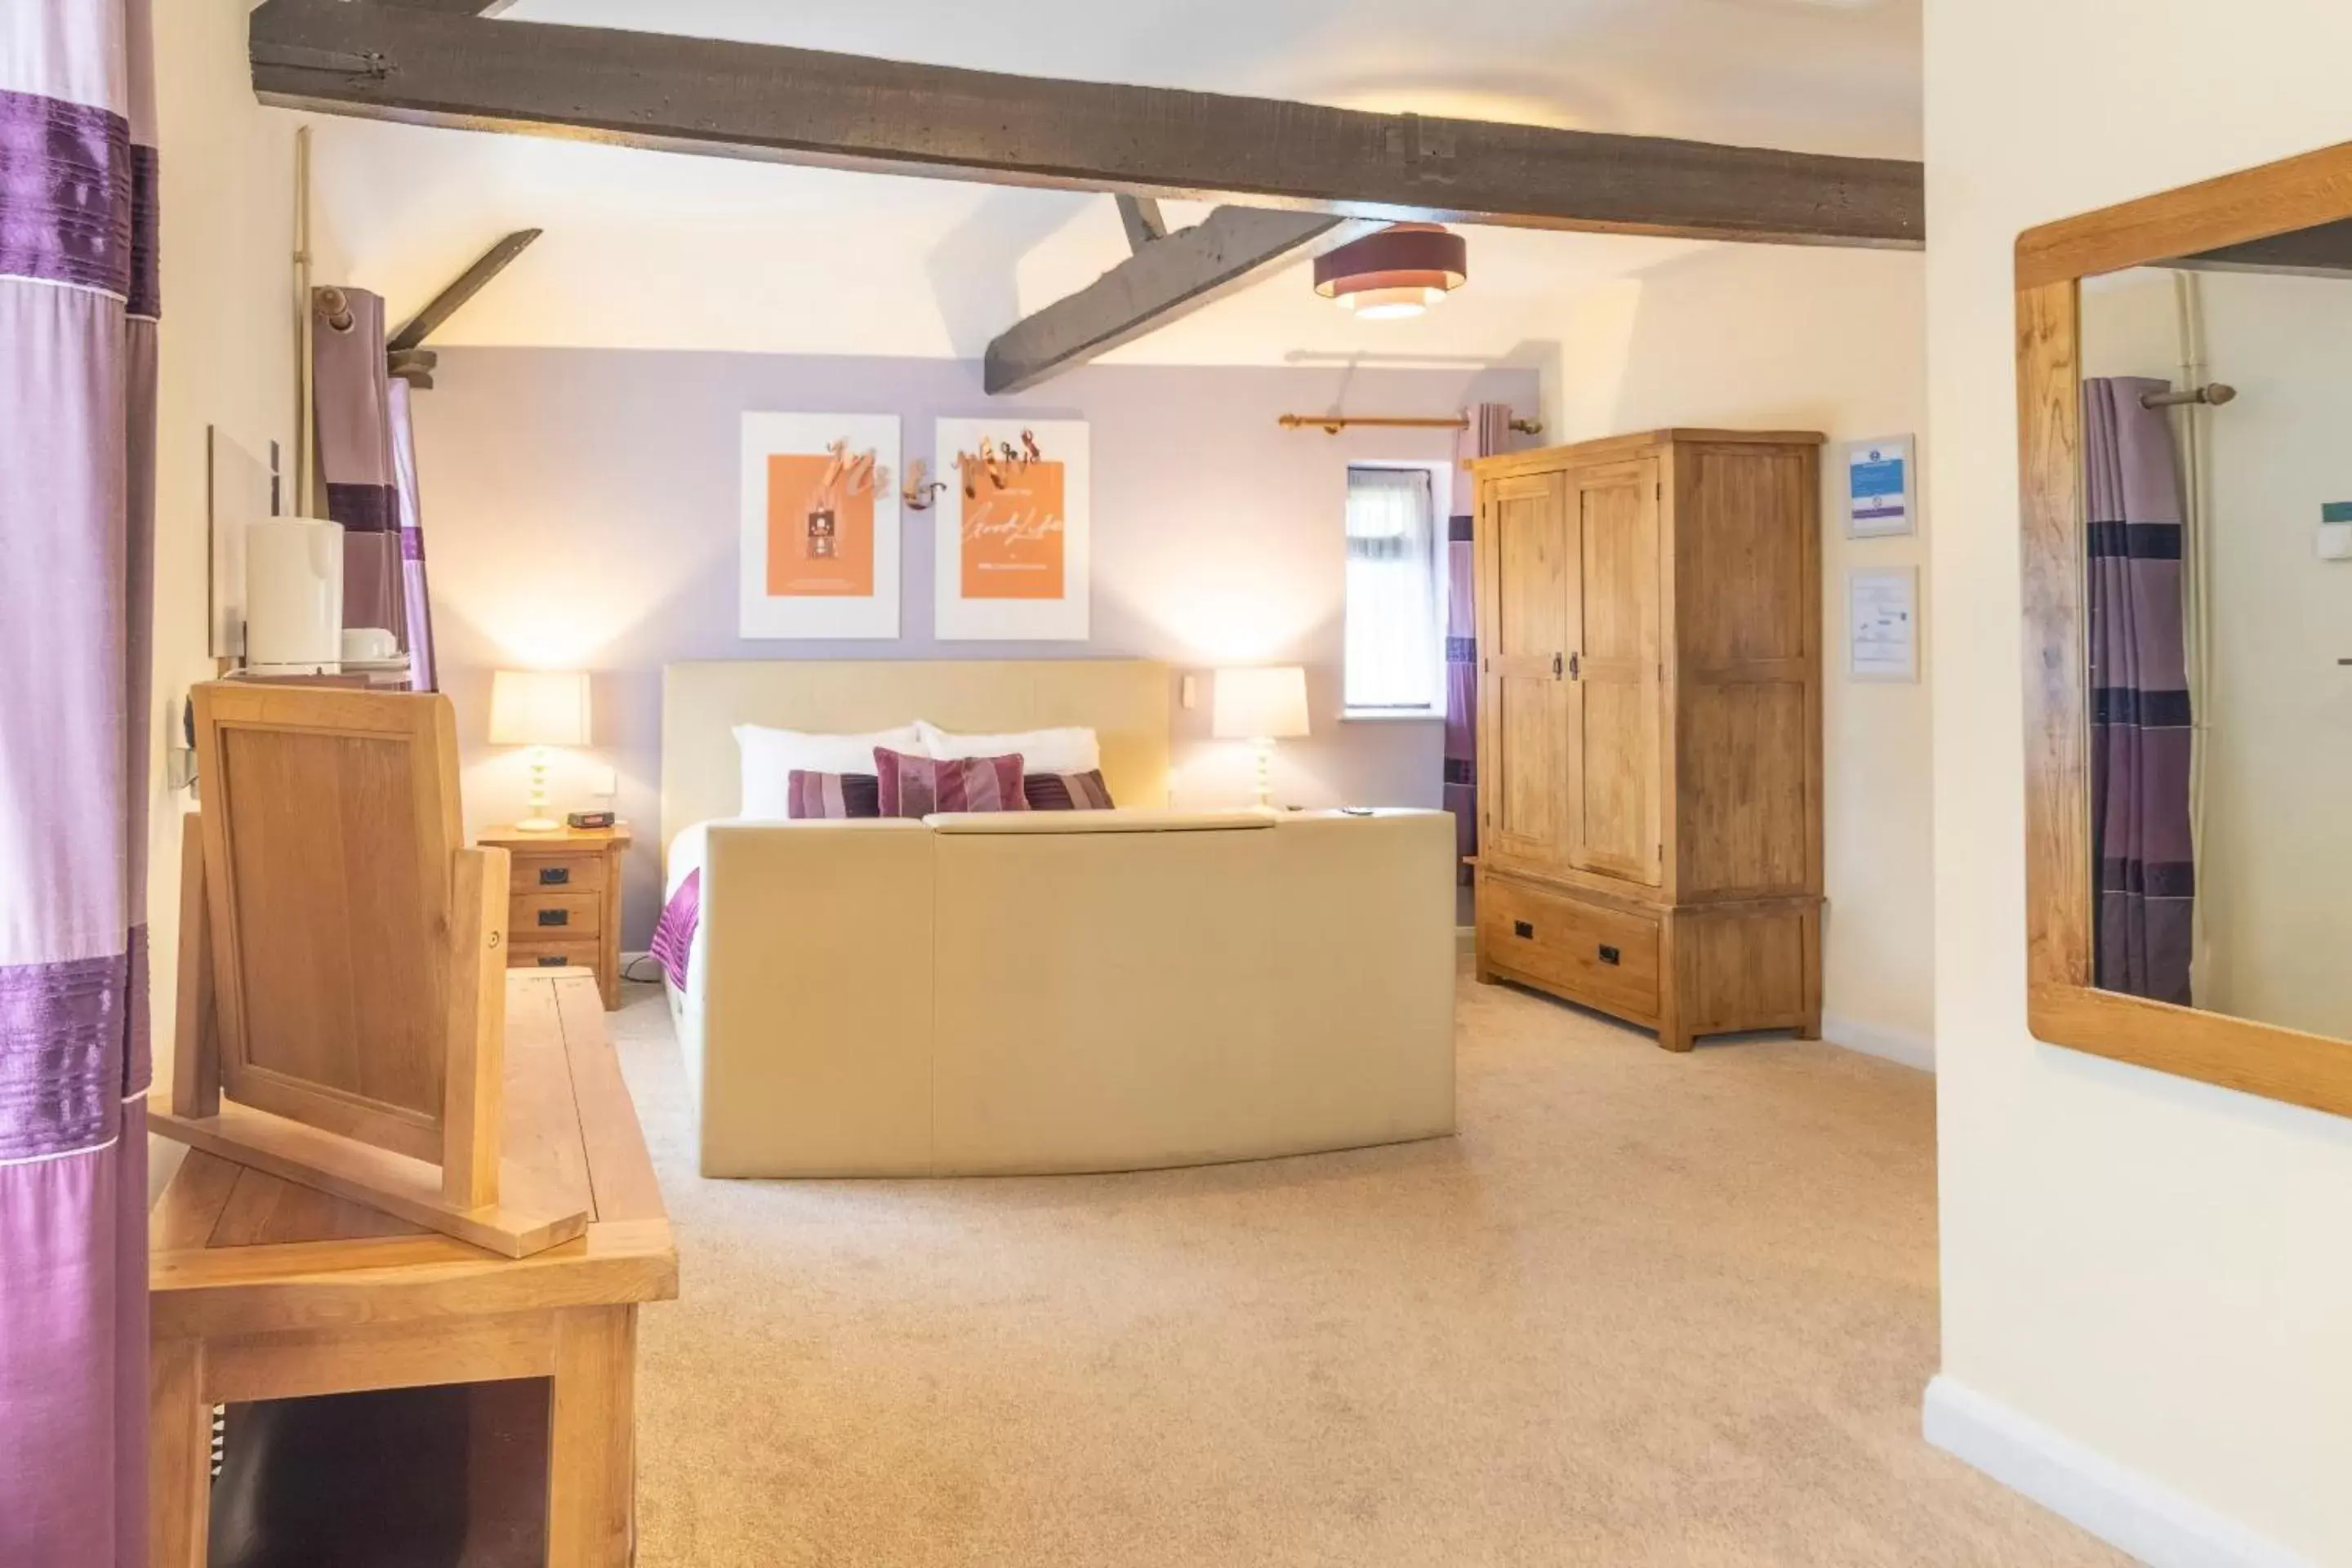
[1339,458,1454,723]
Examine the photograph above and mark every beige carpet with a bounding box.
[609,969,2125,1567]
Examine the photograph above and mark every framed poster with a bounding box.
[740,412,901,639]
[933,418,1089,640]
[1848,566,1920,682]
[1843,434,1916,537]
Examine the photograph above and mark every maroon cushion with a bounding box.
[873,747,1028,817]
[786,770,880,819]
[1023,769,1116,811]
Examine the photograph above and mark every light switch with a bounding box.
[1180,674,1198,710]
[591,764,619,798]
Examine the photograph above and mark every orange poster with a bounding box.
[960,461,1065,601]
[766,452,874,599]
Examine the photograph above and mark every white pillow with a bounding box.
[733,723,926,819]
[916,721,1100,774]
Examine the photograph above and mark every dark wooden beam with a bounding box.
[1116,195,1169,252]
[985,207,1341,394]
[381,1,519,15]
[248,0,1923,247]
[387,227,541,352]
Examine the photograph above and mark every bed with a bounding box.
[657,658,1457,1178]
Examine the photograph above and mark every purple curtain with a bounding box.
[311,286,410,653]
[2084,377,2195,1005]
[1445,403,1514,883]
[389,376,439,691]
[0,2,159,1561]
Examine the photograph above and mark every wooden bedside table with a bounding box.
[478,824,632,1009]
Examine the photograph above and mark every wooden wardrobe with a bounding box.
[1468,430,1824,1052]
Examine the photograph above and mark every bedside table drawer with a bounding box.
[507,937,600,973]
[509,853,608,895]
[514,891,601,938]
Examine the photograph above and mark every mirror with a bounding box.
[2075,229,2352,1040]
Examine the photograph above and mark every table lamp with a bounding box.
[1212,665,1310,808]
[488,670,590,832]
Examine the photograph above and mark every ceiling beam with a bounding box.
[1116,195,1169,252]
[247,0,1924,247]
[380,0,520,14]
[986,207,1342,394]
[387,227,541,353]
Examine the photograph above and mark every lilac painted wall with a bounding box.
[410,350,1537,945]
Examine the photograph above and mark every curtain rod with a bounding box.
[1277,413,1545,436]
[2141,382,2236,408]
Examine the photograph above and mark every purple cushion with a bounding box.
[786,769,880,819]
[1023,769,1116,811]
[873,747,1028,817]
[648,869,700,987]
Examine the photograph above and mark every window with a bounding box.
[1343,465,1446,715]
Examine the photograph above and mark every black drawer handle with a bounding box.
[536,955,566,968]
[537,909,569,928]
[1512,920,1535,939]
[537,866,571,886]
[1597,944,1621,966]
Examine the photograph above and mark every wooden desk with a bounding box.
[149,973,676,1566]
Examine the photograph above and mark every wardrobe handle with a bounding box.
[1551,653,1564,678]
[1567,653,1581,680]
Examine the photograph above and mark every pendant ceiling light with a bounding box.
[1313,222,1469,319]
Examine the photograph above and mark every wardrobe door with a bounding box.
[1565,457,1664,886]
[1477,470,1576,872]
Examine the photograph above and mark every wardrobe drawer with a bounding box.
[1480,879,1661,1018]
[513,891,600,938]
[507,938,600,973]
[508,853,607,896]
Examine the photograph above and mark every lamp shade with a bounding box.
[488,670,590,747]
[1212,666,1311,742]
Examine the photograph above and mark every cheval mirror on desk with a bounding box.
[2018,140,2352,1116]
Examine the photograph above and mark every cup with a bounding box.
[341,626,397,662]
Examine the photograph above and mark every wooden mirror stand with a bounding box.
[2017,142,2352,1119]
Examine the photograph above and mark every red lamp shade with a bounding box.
[1312,222,1469,319]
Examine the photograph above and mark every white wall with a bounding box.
[408,350,1537,945]
[1543,246,1935,1067]
[1923,2,2352,1563]
[2082,270,2352,1040]
[150,1,299,1058]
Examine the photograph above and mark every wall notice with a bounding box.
[1849,567,1920,682]
[1845,435,1916,538]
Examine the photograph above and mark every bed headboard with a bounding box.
[661,659,1172,852]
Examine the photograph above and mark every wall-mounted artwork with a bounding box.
[933,418,1090,640]
[740,412,901,639]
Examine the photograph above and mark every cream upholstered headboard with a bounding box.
[661,659,1171,853]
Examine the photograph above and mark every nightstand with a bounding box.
[477,824,632,1009]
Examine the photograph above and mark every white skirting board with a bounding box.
[1820,1012,1935,1072]
[1922,1376,2316,1568]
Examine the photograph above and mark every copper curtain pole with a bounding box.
[1277,413,1544,436]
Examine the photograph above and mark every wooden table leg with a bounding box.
[547,1305,637,1566]
[149,1334,210,1568]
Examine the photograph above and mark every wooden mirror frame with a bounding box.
[2017,142,2352,1118]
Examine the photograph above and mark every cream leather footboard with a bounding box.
[677,808,1458,1178]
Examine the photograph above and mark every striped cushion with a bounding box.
[1023,769,1116,811]
[873,747,1027,817]
[786,770,880,819]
